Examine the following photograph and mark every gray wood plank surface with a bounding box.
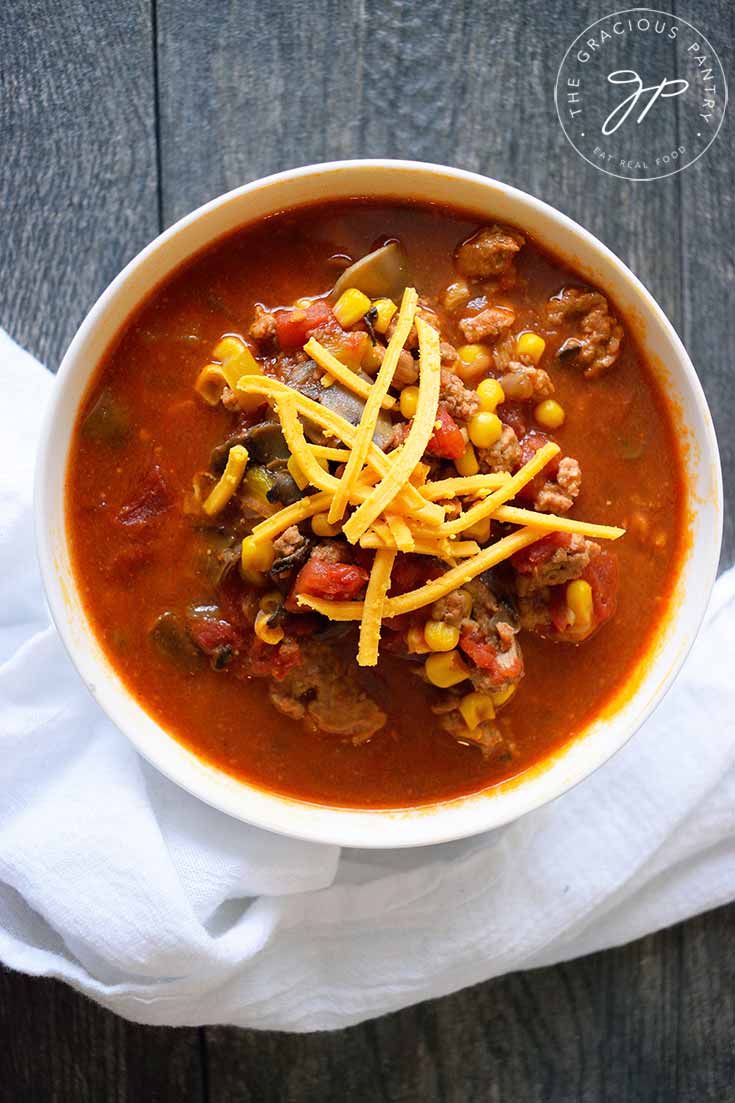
[0,965,204,1103]
[1,0,733,1099]
[679,1,735,567]
[0,0,160,368]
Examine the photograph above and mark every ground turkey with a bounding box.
[439,707,504,757]
[533,456,582,514]
[439,368,480,424]
[269,639,386,738]
[514,534,598,596]
[249,304,277,344]
[459,304,516,344]
[430,588,471,627]
[545,288,623,378]
[455,225,525,280]
[460,578,524,695]
[497,363,554,402]
[477,424,522,473]
[270,525,311,577]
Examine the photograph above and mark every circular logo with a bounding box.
[555,8,727,181]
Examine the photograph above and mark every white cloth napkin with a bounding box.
[1,329,734,1032]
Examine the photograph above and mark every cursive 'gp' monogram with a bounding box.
[602,71,688,135]
[555,9,727,181]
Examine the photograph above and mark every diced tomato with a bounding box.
[291,556,369,602]
[548,586,573,634]
[388,555,441,596]
[274,300,333,348]
[321,329,369,370]
[426,405,466,460]
[583,549,619,625]
[498,401,527,439]
[187,615,239,656]
[541,550,619,640]
[515,431,561,501]
[511,531,573,574]
[118,466,171,526]
[459,627,524,686]
[247,636,302,680]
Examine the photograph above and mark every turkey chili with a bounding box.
[66,198,686,808]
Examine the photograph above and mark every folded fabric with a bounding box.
[0,328,733,1031]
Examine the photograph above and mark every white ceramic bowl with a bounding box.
[35,160,723,848]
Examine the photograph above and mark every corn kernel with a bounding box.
[287,455,309,491]
[476,377,505,412]
[213,335,246,361]
[534,399,566,430]
[294,296,314,309]
[516,332,546,363]
[372,298,397,333]
[490,683,517,709]
[241,535,274,573]
[334,287,372,327]
[455,442,479,477]
[259,591,282,615]
[425,650,470,688]
[312,512,341,537]
[400,385,420,420]
[456,343,491,383]
[566,579,593,630]
[407,625,431,654]
[424,620,461,652]
[463,515,491,544]
[254,609,284,646]
[469,411,503,449]
[207,336,263,413]
[459,691,496,731]
[328,330,369,371]
[362,341,383,373]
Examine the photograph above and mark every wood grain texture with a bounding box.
[0,0,159,368]
[0,966,204,1103]
[200,906,735,1103]
[1,0,734,1099]
[678,0,735,567]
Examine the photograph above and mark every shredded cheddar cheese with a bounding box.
[439,442,561,536]
[360,531,480,559]
[492,505,625,541]
[249,491,333,544]
[342,316,441,544]
[327,287,419,525]
[385,513,415,553]
[194,287,627,667]
[357,548,396,666]
[202,445,249,516]
[298,527,548,622]
[309,445,351,462]
[236,375,443,524]
[304,338,396,410]
[419,472,512,501]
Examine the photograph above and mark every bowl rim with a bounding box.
[35,158,723,848]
